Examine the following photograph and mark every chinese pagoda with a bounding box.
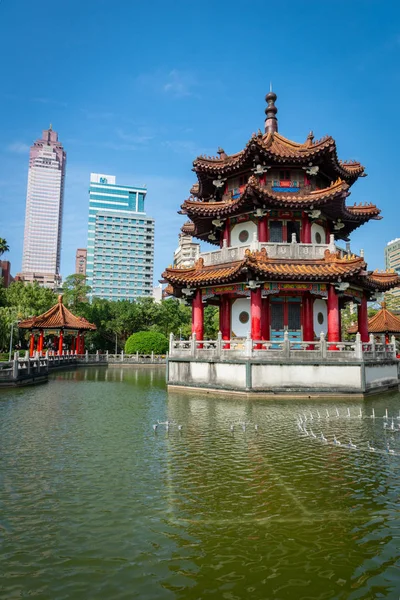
[19,295,96,356]
[162,90,400,396]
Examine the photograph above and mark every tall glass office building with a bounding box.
[87,173,154,301]
[20,126,66,288]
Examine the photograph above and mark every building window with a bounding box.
[239,311,249,324]
[269,221,283,243]
[315,231,322,244]
[238,230,249,243]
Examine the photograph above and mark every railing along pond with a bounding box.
[169,331,398,362]
[0,350,166,384]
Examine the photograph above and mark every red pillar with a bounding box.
[261,296,270,341]
[192,290,204,341]
[325,223,331,244]
[75,334,80,354]
[303,293,314,342]
[58,330,64,356]
[358,294,369,343]
[29,332,35,357]
[219,295,231,339]
[223,218,230,247]
[80,335,85,354]
[327,285,340,344]
[38,329,44,354]
[258,217,268,242]
[251,288,262,345]
[302,216,312,244]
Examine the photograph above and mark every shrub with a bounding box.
[124,331,168,355]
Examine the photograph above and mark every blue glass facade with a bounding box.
[87,175,154,301]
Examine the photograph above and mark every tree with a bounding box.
[125,331,168,354]
[384,292,400,313]
[62,274,91,313]
[0,238,9,257]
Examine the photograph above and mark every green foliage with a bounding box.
[0,281,57,351]
[124,331,168,355]
[62,274,91,312]
[384,293,400,313]
[0,238,9,257]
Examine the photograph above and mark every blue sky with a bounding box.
[1,0,400,283]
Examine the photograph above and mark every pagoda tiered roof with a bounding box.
[348,302,400,334]
[162,249,400,295]
[18,295,96,331]
[193,131,365,197]
[180,177,380,242]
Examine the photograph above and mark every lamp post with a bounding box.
[9,321,17,362]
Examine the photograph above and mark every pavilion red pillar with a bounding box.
[38,329,44,354]
[192,290,204,342]
[223,218,230,247]
[29,332,35,357]
[261,296,270,341]
[302,216,312,244]
[75,334,80,354]
[251,288,262,345]
[258,217,268,243]
[358,294,369,343]
[58,330,64,356]
[219,295,231,339]
[327,285,340,344]
[303,293,314,342]
[79,335,85,354]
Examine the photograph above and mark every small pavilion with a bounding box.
[348,302,400,343]
[18,295,96,356]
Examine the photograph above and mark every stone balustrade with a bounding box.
[169,332,397,363]
[200,235,354,266]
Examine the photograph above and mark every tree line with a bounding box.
[0,274,219,353]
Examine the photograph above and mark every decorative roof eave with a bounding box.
[161,249,368,291]
[192,132,365,184]
[348,303,400,334]
[18,295,97,331]
[364,271,400,292]
[181,177,351,219]
[181,177,379,232]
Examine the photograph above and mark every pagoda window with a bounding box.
[271,302,284,330]
[287,221,300,242]
[269,221,283,242]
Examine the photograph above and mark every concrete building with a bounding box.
[75,249,87,275]
[385,238,400,297]
[0,260,12,287]
[20,126,66,289]
[152,284,163,303]
[87,173,154,301]
[173,233,200,268]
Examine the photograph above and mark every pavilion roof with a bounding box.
[180,177,380,243]
[348,302,400,334]
[162,249,367,289]
[193,132,365,186]
[18,295,96,331]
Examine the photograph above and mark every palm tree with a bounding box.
[0,238,9,257]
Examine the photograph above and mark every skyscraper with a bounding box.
[75,248,87,275]
[385,238,400,297]
[87,173,154,300]
[20,126,66,288]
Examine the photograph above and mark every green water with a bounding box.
[1,367,400,599]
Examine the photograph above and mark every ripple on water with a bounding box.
[1,370,400,599]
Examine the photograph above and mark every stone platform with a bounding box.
[167,333,400,398]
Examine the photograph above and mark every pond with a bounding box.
[1,366,400,599]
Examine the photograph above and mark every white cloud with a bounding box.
[8,142,30,154]
[136,68,200,99]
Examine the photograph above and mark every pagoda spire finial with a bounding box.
[264,88,278,134]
